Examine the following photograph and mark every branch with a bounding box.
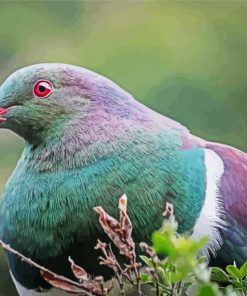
[0,240,108,296]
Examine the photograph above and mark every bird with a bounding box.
[0,63,246,295]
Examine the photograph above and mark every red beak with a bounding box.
[0,107,12,123]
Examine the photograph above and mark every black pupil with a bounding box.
[38,85,46,92]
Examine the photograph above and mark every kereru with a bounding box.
[0,64,246,295]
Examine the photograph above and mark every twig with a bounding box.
[108,243,125,295]
[0,239,102,296]
[94,195,144,295]
[139,242,160,296]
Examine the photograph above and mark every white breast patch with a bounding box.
[191,148,226,260]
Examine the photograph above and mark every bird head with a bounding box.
[0,63,132,145]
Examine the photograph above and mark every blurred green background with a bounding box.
[0,1,247,295]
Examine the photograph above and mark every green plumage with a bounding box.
[0,64,207,291]
[1,126,205,257]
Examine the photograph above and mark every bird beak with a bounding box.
[0,107,14,124]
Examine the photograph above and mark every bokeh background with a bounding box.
[0,1,247,295]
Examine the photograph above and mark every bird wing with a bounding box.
[182,132,247,265]
[205,142,247,265]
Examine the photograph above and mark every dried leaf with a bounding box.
[99,256,117,269]
[41,271,84,293]
[69,257,88,281]
[163,202,174,218]
[94,206,121,235]
[94,195,135,259]
[118,194,127,213]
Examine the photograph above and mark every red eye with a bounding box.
[33,80,53,98]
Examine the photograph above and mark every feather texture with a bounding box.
[0,64,245,292]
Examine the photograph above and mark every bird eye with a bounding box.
[33,80,53,98]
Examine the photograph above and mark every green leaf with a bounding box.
[157,259,168,270]
[170,270,183,283]
[152,231,177,256]
[239,261,247,278]
[140,273,153,284]
[176,236,207,256]
[231,280,245,290]
[139,255,153,267]
[197,284,220,296]
[210,267,229,283]
[226,265,242,279]
[156,266,167,283]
